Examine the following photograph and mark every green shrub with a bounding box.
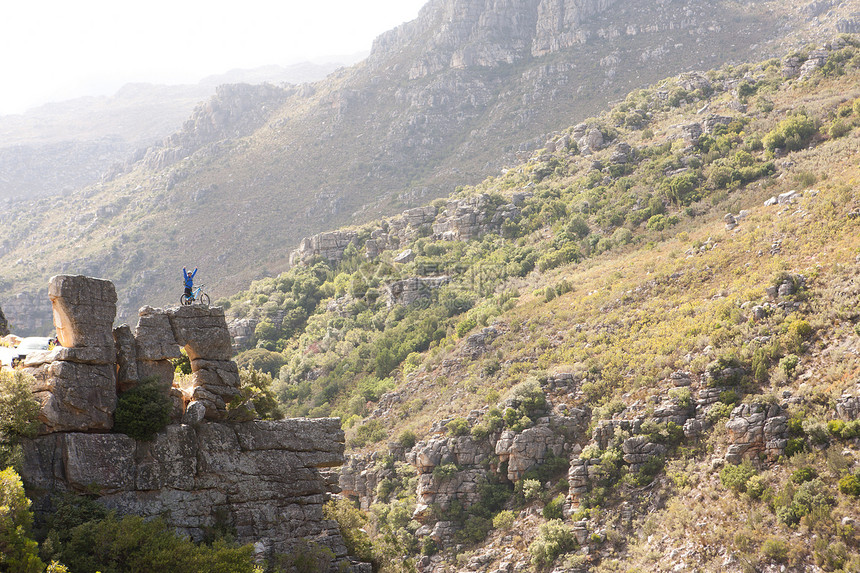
[528,520,577,568]
[509,379,547,418]
[827,419,846,436]
[776,479,834,526]
[829,119,852,139]
[785,438,806,457]
[55,513,256,573]
[790,467,816,484]
[542,493,566,520]
[838,473,860,497]
[273,539,335,573]
[829,419,860,439]
[396,430,418,449]
[113,377,172,442]
[522,478,542,501]
[761,537,789,563]
[706,402,734,423]
[349,420,388,448]
[668,387,691,408]
[779,354,799,377]
[171,349,192,374]
[0,370,41,470]
[446,417,470,437]
[470,423,491,441]
[236,368,282,420]
[745,475,768,500]
[840,420,860,439]
[763,114,818,151]
[323,499,374,563]
[433,463,459,482]
[720,462,756,494]
[421,537,438,555]
[492,510,516,530]
[458,514,493,544]
[0,468,45,573]
[631,456,664,487]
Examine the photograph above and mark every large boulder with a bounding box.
[495,425,565,482]
[725,403,787,463]
[29,361,117,432]
[49,275,117,354]
[167,305,233,361]
[113,325,140,392]
[135,306,182,361]
[189,359,242,420]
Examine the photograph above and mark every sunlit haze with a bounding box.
[0,0,427,115]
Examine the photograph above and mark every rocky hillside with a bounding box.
[3,0,856,332]
[218,38,860,572]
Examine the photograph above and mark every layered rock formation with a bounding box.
[290,230,359,266]
[724,403,788,463]
[23,419,348,557]
[24,276,119,432]
[18,275,353,563]
[385,277,451,307]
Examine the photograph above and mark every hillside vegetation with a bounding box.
[223,39,860,572]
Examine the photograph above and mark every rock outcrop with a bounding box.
[140,84,292,173]
[17,275,354,564]
[725,403,788,464]
[23,419,348,557]
[385,277,451,307]
[22,276,118,432]
[432,195,521,242]
[290,230,360,266]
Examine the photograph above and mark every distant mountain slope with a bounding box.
[1,0,857,332]
[0,60,354,201]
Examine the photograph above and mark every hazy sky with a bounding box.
[0,0,428,115]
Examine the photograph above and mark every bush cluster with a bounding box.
[112,377,172,442]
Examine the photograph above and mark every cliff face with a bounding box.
[370,0,621,70]
[23,419,347,557]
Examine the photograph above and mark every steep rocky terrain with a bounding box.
[4,0,857,332]
[215,39,860,572]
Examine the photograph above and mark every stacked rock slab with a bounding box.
[134,306,180,389]
[725,403,788,463]
[22,419,350,558]
[132,305,241,420]
[24,275,118,432]
[169,305,240,420]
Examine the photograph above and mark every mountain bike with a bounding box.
[180,284,210,306]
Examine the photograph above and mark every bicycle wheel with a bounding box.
[180,293,193,306]
[200,293,210,306]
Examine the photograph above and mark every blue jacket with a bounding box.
[183,267,197,289]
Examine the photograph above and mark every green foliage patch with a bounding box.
[112,377,172,442]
